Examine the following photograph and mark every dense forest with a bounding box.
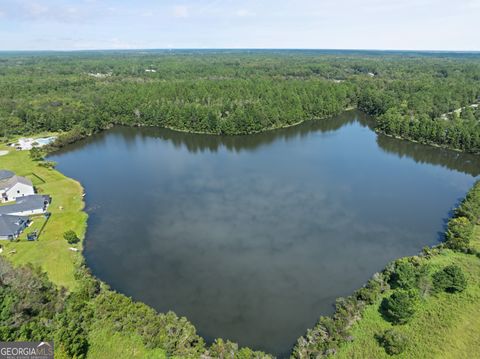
[1,50,479,153]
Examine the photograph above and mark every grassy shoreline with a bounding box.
[0,143,87,290]
[334,244,480,358]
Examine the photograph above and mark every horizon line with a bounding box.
[0,47,480,53]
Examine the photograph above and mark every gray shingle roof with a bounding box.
[0,214,29,237]
[0,170,14,181]
[0,195,50,215]
[0,175,33,191]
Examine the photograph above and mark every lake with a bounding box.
[49,111,479,356]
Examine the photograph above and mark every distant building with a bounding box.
[0,195,51,216]
[0,214,30,240]
[10,137,57,151]
[0,170,35,203]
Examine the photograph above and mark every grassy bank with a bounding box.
[0,143,86,290]
[293,181,480,358]
[335,246,480,358]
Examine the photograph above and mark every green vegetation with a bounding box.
[17,214,48,241]
[29,147,45,161]
[380,290,418,325]
[376,107,480,153]
[1,51,479,147]
[0,143,86,289]
[63,230,80,245]
[293,181,480,358]
[376,329,408,355]
[432,265,467,294]
[0,52,360,139]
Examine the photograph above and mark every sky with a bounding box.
[0,0,479,51]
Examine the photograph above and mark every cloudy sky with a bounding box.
[0,0,479,51]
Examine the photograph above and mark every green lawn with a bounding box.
[17,214,48,241]
[335,238,480,358]
[0,143,87,290]
[86,324,167,359]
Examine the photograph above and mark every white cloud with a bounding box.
[141,10,154,17]
[25,2,49,17]
[173,5,189,18]
[0,0,104,23]
[108,37,138,49]
[0,0,478,51]
[236,9,255,17]
[466,0,480,8]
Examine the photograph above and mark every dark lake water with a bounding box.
[49,111,479,356]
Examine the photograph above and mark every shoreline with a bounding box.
[376,130,479,154]
[47,107,358,153]
[160,106,358,136]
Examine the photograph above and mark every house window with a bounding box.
[17,190,20,194]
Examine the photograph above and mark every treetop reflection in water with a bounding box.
[49,110,478,356]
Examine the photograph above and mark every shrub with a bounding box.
[92,291,206,357]
[208,338,238,358]
[0,258,63,342]
[333,296,364,330]
[389,259,417,290]
[356,273,389,304]
[74,266,101,300]
[377,329,408,355]
[445,216,473,250]
[356,286,378,304]
[432,265,467,293]
[381,290,418,324]
[55,294,92,359]
[455,181,480,223]
[208,341,272,359]
[38,161,56,169]
[64,230,80,245]
[29,147,44,161]
[47,127,89,151]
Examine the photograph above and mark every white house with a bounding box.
[0,195,51,217]
[0,170,35,203]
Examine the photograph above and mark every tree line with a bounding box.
[1,51,479,147]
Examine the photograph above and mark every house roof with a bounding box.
[0,175,33,191]
[0,195,50,215]
[0,214,28,237]
[0,170,14,181]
